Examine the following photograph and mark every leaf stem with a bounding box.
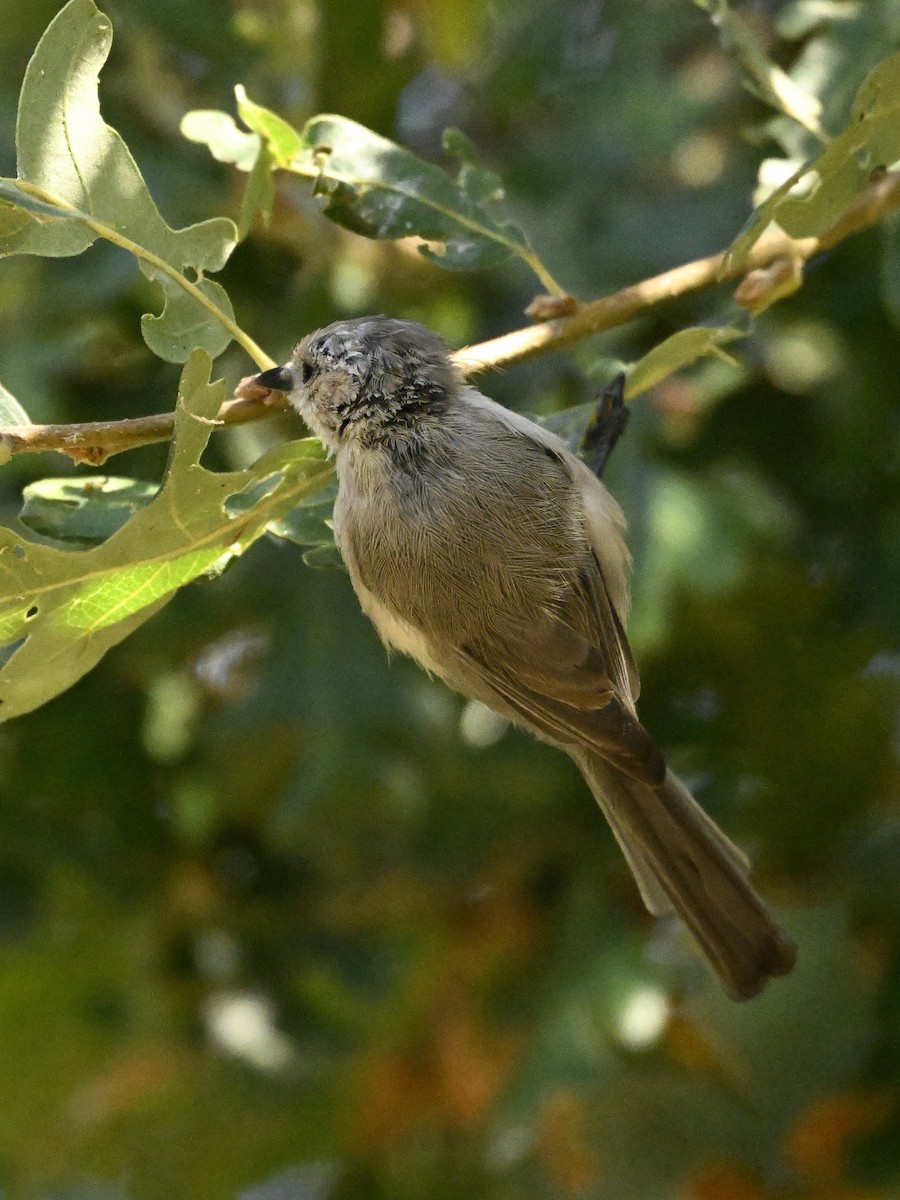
[13,181,275,370]
[4,169,900,464]
[519,249,568,297]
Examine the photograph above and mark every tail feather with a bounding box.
[576,753,796,1000]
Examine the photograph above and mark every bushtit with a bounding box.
[255,317,796,1000]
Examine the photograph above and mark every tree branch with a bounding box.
[4,170,899,466]
[0,396,285,466]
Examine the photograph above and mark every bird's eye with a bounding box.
[301,359,315,384]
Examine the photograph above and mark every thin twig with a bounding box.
[4,171,899,465]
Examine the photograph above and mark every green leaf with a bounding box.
[19,477,158,544]
[0,380,31,426]
[440,126,513,213]
[626,326,744,397]
[266,480,338,549]
[140,274,237,361]
[207,91,563,292]
[727,50,900,270]
[0,201,33,242]
[238,141,276,239]
[294,113,528,271]
[0,0,239,361]
[180,110,262,171]
[235,86,304,168]
[0,182,93,259]
[239,468,340,563]
[696,0,827,140]
[181,93,278,239]
[0,353,334,722]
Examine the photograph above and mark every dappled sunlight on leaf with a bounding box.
[184,90,565,293]
[0,354,333,720]
[0,0,239,361]
[727,52,900,268]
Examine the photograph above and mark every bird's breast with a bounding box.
[334,436,584,646]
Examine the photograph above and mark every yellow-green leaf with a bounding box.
[0,353,333,722]
[727,50,900,270]
[627,327,745,397]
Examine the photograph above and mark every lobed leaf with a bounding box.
[0,353,334,722]
[140,274,238,361]
[727,50,900,269]
[184,90,563,291]
[292,113,528,272]
[0,0,239,361]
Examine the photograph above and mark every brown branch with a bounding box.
[0,396,286,466]
[4,170,899,466]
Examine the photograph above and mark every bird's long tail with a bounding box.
[575,753,796,999]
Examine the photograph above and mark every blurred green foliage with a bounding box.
[0,1,899,1198]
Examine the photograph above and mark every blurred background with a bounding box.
[0,0,899,1197]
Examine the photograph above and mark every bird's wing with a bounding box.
[456,560,664,787]
[459,635,665,785]
[573,548,641,704]
[457,387,641,702]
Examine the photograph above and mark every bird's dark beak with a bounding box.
[253,365,295,392]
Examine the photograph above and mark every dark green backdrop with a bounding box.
[0,1,898,1197]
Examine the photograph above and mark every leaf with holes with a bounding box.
[293,115,534,272]
[0,352,334,722]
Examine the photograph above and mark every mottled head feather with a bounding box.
[284,317,461,449]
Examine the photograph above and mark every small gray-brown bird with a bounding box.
[255,316,796,1000]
